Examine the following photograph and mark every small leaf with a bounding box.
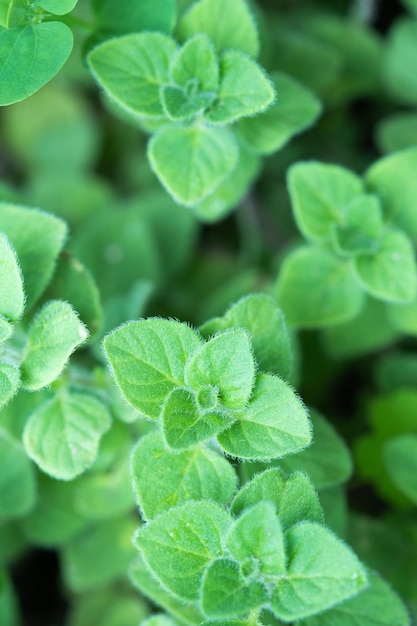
[271,522,367,622]
[0,363,20,411]
[135,501,232,601]
[288,161,364,242]
[160,84,215,121]
[231,468,324,531]
[0,22,73,105]
[88,32,178,118]
[171,34,219,91]
[0,427,36,519]
[177,0,259,58]
[148,124,238,206]
[36,0,79,14]
[0,204,67,309]
[0,233,24,322]
[162,387,233,449]
[277,246,365,328]
[383,434,417,504]
[131,431,237,520]
[331,194,384,256]
[353,229,417,303]
[201,558,268,618]
[205,51,275,124]
[23,392,111,480]
[218,373,311,460]
[185,329,255,410]
[21,300,88,391]
[0,316,13,343]
[103,318,202,419]
[92,0,177,35]
[226,502,286,576]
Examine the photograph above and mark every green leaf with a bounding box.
[384,17,417,105]
[0,428,36,519]
[201,558,268,618]
[226,502,286,576]
[23,392,111,480]
[353,229,417,303]
[88,33,178,118]
[171,34,219,91]
[140,616,178,626]
[330,194,384,257]
[177,0,259,58]
[218,373,311,460]
[387,292,417,336]
[160,85,215,121]
[383,434,417,504]
[0,204,67,309]
[279,409,353,489]
[236,71,322,155]
[185,329,255,410]
[277,246,365,328]
[298,569,410,626]
[0,363,20,411]
[93,0,177,35]
[200,294,294,382]
[68,590,148,626]
[231,468,324,530]
[288,162,364,242]
[21,301,89,391]
[36,0,78,14]
[365,147,417,243]
[376,112,417,154]
[162,387,233,449]
[62,516,137,592]
[103,318,202,419]
[135,501,232,600]
[131,431,237,519]
[148,124,238,206]
[205,51,274,124]
[0,22,73,106]
[0,233,24,322]
[271,522,367,622]
[0,570,18,626]
[0,0,26,30]
[0,317,12,344]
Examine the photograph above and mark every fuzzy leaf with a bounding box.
[331,194,384,256]
[103,318,202,419]
[353,229,417,303]
[218,373,311,460]
[0,233,24,323]
[131,431,237,520]
[0,428,36,519]
[185,329,255,410]
[271,522,367,622]
[160,85,215,121]
[0,22,73,105]
[88,33,178,118]
[23,392,111,480]
[288,162,363,241]
[171,33,219,91]
[201,558,268,618]
[0,363,20,411]
[148,124,238,206]
[383,434,417,504]
[205,51,274,124]
[277,246,364,328]
[21,301,89,391]
[0,317,12,343]
[177,0,259,58]
[135,501,232,600]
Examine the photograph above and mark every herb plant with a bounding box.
[0,1,417,625]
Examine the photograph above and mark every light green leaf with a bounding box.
[0,0,26,29]
[279,409,353,489]
[376,112,417,154]
[0,363,20,411]
[0,204,67,309]
[185,329,255,410]
[298,569,410,626]
[131,431,237,520]
[218,373,311,460]
[67,590,148,626]
[148,124,238,206]
[103,318,202,419]
[160,84,215,121]
[88,33,178,118]
[383,434,417,504]
[288,162,363,241]
[135,501,232,600]
[387,292,417,336]
[353,229,417,303]
[330,194,384,256]
[36,0,78,14]
[140,616,178,626]
[0,427,36,519]
[200,294,294,382]
[383,17,417,105]
[237,71,322,155]
[271,522,367,622]
[0,21,73,105]
[92,0,177,35]
[23,392,111,480]
[205,51,274,124]
[171,33,219,91]
[277,246,365,328]
[21,301,88,391]
[0,233,24,322]
[0,317,12,344]
[201,558,268,618]
[162,387,233,449]
[177,0,259,58]
[226,501,286,576]
[231,468,324,530]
